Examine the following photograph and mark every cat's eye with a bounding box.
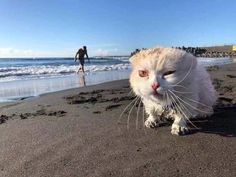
[163,70,176,76]
[138,70,149,77]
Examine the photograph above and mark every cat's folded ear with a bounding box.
[129,56,135,65]
[129,55,139,66]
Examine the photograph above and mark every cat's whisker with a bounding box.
[168,91,199,129]
[169,90,212,114]
[169,91,192,114]
[167,91,181,116]
[135,98,142,130]
[167,91,174,110]
[163,91,167,108]
[168,90,197,130]
[170,90,211,118]
[168,92,196,129]
[179,94,213,109]
[172,89,193,94]
[177,103,198,130]
[169,90,192,114]
[167,91,181,114]
[127,89,134,96]
[175,57,194,85]
[117,96,138,124]
[165,91,171,109]
[142,104,147,135]
[168,91,198,129]
[170,84,189,90]
[127,97,140,130]
[173,94,194,118]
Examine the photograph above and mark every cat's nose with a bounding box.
[151,82,160,90]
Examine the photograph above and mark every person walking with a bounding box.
[74,46,89,73]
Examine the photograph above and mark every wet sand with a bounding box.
[0,63,236,177]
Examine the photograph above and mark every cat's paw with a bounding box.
[145,119,158,128]
[171,123,189,135]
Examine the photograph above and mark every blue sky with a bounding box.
[0,0,235,57]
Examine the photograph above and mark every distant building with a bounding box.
[232,45,236,51]
[201,45,235,53]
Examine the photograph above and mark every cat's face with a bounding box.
[129,48,197,104]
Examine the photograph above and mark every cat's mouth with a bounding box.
[153,90,158,95]
[152,88,165,96]
[152,91,163,98]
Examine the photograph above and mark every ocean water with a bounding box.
[0,56,234,102]
[0,57,130,82]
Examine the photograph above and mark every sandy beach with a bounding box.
[0,63,236,177]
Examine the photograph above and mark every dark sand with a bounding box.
[0,63,236,177]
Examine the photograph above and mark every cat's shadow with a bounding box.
[190,108,236,137]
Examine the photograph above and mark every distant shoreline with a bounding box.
[0,57,234,103]
[0,61,235,105]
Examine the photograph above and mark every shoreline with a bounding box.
[0,70,131,103]
[1,62,235,108]
[0,61,234,105]
[0,57,235,103]
[0,60,235,104]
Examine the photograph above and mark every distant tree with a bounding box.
[130,48,141,56]
[182,46,186,50]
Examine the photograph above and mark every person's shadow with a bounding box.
[191,107,236,137]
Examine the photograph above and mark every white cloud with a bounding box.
[95,49,109,56]
[0,47,74,58]
[0,46,128,58]
[94,48,119,56]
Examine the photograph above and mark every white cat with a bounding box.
[129,47,217,135]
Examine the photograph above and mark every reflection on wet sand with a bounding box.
[0,70,130,102]
[79,75,86,86]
